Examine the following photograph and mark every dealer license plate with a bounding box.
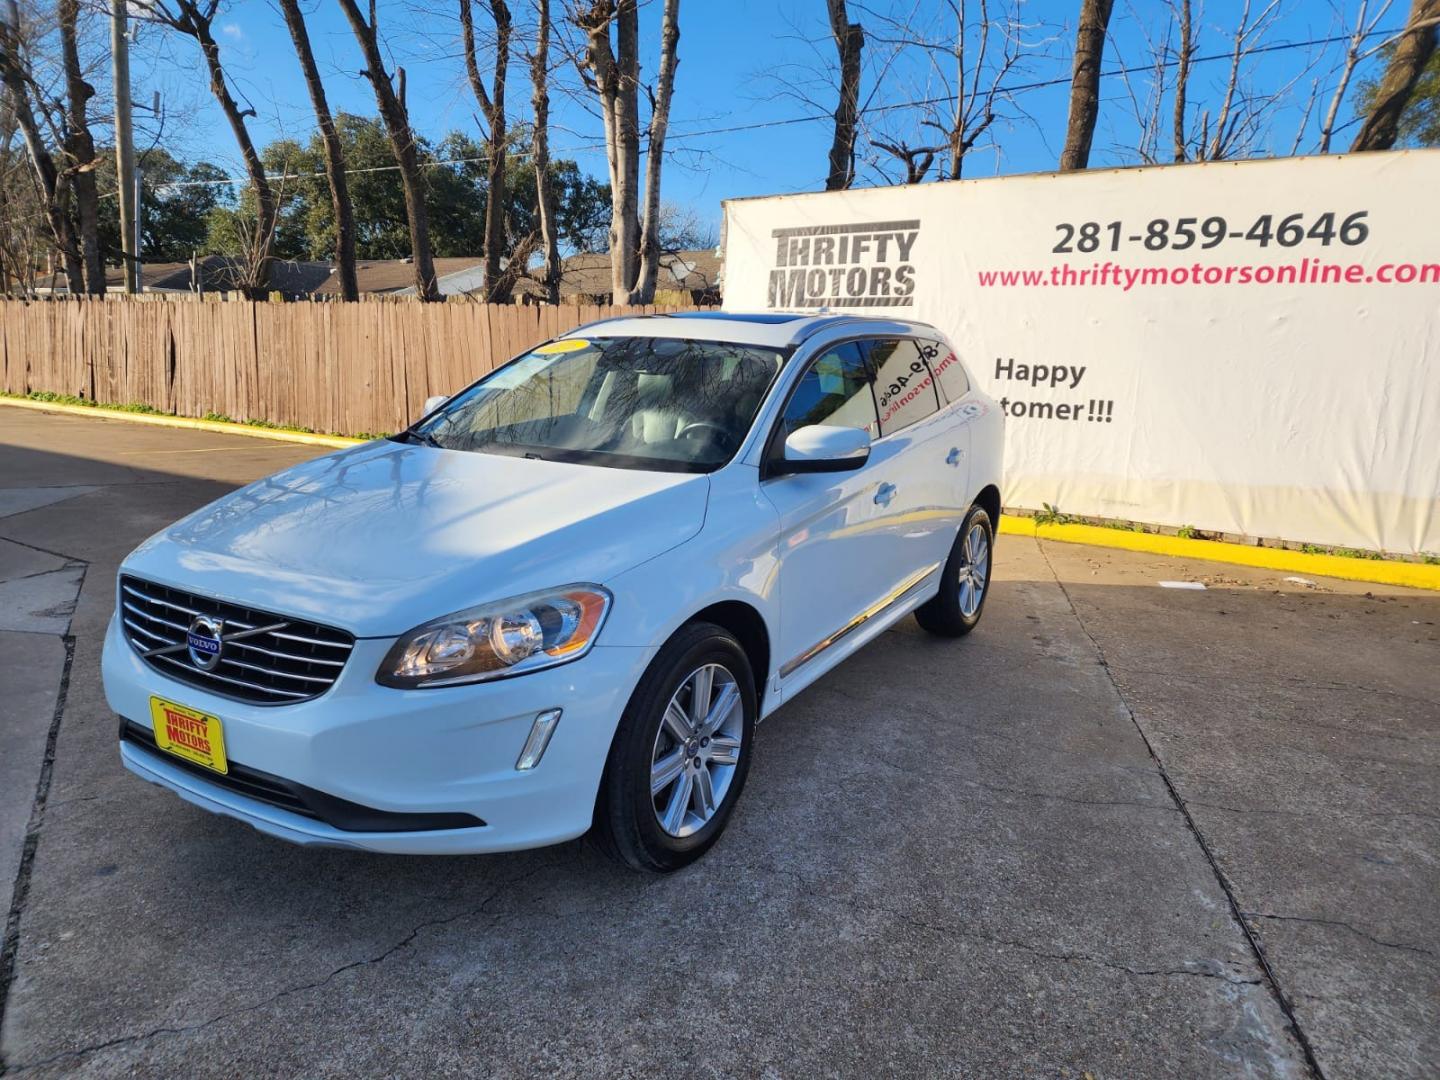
[149,697,229,775]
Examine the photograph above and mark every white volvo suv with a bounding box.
[103,312,1004,871]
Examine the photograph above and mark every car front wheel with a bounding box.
[593,622,756,872]
[915,504,994,637]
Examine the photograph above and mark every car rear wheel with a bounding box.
[915,505,994,637]
[593,622,756,872]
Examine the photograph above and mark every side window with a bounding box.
[922,339,970,404]
[866,338,940,436]
[779,341,879,439]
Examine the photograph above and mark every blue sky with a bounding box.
[130,0,1403,229]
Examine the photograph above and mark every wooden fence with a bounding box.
[0,296,716,436]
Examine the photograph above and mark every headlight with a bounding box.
[377,584,612,689]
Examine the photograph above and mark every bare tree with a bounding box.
[1172,0,1192,160]
[134,0,276,294]
[573,0,637,300]
[1175,0,1287,162]
[572,0,680,304]
[1317,1,1393,152]
[529,0,561,303]
[825,0,862,189]
[0,101,46,294]
[870,136,934,182]
[57,0,100,292]
[279,0,357,300]
[208,170,295,295]
[934,1,1024,179]
[1289,75,1321,154]
[864,1,1042,183]
[633,0,677,301]
[1109,0,1296,165]
[1351,0,1440,150]
[339,0,440,300]
[1060,0,1114,170]
[0,1,83,291]
[1107,3,1170,164]
[461,0,512,301]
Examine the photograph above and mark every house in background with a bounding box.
[101,257,335,297]
[510,249,721,306]
[96,256,486,298]
[64,249,720,303]
[395,248,722,305]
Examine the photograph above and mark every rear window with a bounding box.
[865,339,940,436]
[923,339,970,403]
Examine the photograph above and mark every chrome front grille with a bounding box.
[119,575,355,705]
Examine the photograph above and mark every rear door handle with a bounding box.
[945,447,964,466]
[874,482,897,506]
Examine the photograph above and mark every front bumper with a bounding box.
[102,612,656,854]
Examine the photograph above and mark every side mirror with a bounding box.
[422,394,448,417]
[775,425,871,474]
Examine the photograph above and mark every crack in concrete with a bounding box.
[866,753,1178,813]
[0,631,80,1078]
[1242,912,1435,958]
[1116,667,1440,711]
[0,533,85,568]
[0,562,87,587]
[5,861,557,1074]
[1034,539,1327,1080]
[955,775,1178,813]
[1188,800,1440,824]
[804,681,1162,782]
[759,863,1261,988]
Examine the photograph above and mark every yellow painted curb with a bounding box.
[0,397,364,449]
[1000,515,1440,592]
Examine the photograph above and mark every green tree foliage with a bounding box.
[1357,45,1440,147]
[201,115,611,265]
[92,149,233,264]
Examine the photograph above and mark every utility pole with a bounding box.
[111,0,138,293]
[133,161,142,288]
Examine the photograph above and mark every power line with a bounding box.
[149,151,540,190]
[659,25,1406,142]
[49,23,1413,194]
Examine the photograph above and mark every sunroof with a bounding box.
[663,312,807,324]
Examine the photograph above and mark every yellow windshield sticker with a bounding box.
[535,339,591,354]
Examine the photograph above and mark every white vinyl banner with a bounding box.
[721,151,1440,555]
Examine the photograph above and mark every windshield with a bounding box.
[404,336,787,472]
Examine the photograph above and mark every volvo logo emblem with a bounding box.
[186,615,224,671]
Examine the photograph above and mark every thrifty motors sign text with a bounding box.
[768,220,919,308]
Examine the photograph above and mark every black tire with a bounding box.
[915,505,995,637]
[592,622,757,872]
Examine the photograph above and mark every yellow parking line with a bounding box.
[113,446,301,454]
[1000,515,1440,592]
[0,397,364,449]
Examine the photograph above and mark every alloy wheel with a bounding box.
[650,663,744,838]
[958,521,991,618]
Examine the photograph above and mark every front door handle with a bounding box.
[874,482,897,506]
[946,447,964,467]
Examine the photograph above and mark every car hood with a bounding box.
[122,440,709,636]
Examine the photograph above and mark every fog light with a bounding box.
[515,709,562,770]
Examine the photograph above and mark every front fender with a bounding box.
[600,463,782,693]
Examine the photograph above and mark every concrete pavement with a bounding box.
[0,406,1434,1078]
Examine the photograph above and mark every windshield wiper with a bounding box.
[392,428,442,449]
